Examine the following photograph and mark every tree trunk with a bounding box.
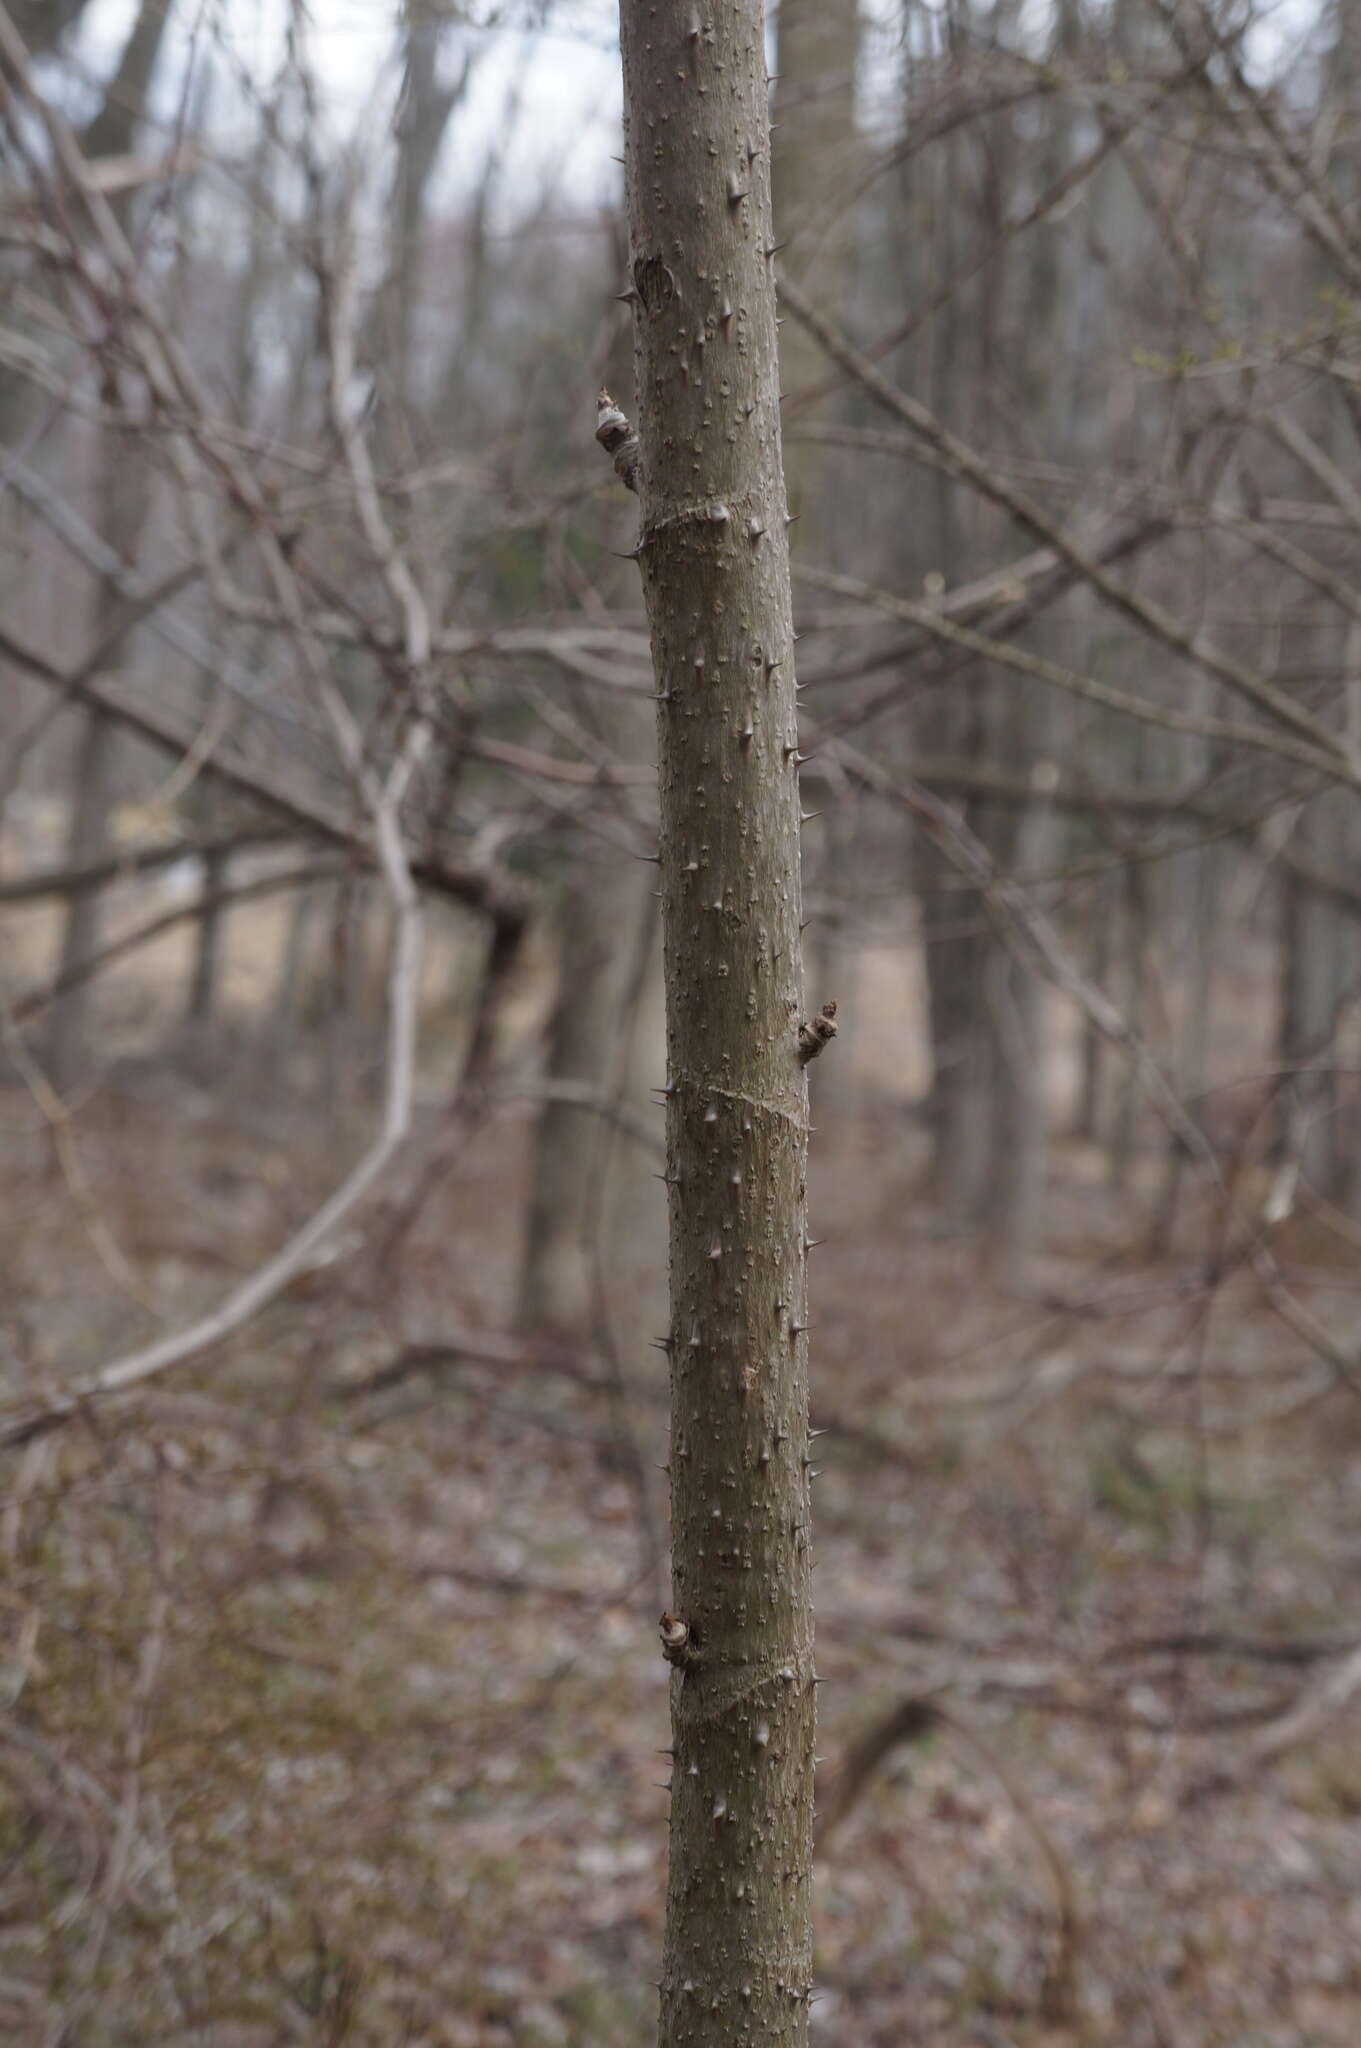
[9,1,90,57]
[773,0,861,1124]
[611,4,816,2037]
[79,0,171,164]
[40,6,169,1089]
[1148,839,1219,1256]
[266,884,317,1052]
[1110,854,1150,1191]
[912,42,994,1217]
[186,843,228,1040]
[1076,871,1114,1142]
[980,938,1046,1248]
[1279,796,1352,1196]
[921,849,991,1218]
[977,763,1051,1258]
[519,853,651,1336]
[520,270,659,1340]
[376,2,474,417]
[43,424,152,1090]
[772,0,860,527]
[44,703,118,1091]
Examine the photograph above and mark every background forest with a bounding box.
[3,0,1361,2041]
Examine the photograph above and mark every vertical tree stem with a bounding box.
[611,4,817,2039]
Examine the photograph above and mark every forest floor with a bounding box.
[3,1031,1361,2047]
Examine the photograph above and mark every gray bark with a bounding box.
[43,702,118,1090]
[921,836,992,1219]
[520,273,659,1339]
[1279,795,1354,1196]
[773,0,861,1122]
[916,86,989,1214]
[519,852,651,1335]
[1110,855,1150,1191]
[614,3,816,2037]
[1148,839,1219,1255]
[38,3,170,1089]
[44,414,151,1090]
[977,716,1053,1256]
[981,939,1046,1245]
[1272,0,1361,1207]
[267,886,317,1050]
[972,0,1089,1252]
[377,4,473,413]
[8,1,90,60]
[185,845,227,1029]
[1076,870,1114,1142]
[79,0,171,165]
[772,0,859,519]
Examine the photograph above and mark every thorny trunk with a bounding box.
[613,4,817,2040]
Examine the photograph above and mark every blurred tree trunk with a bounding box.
[40,0,170,1090]
[185,846,227,1027]
[923,0,1080,1250]
[976,696,1054,1254]
[923,878,991,1216]
[1077,869,1114,1141]
[518,234,658,1337]
[774,0,861,1116]
[376,2,474,416]
[267,885,318,1053]
[177,111,259,1075]
[913,0,1046,1238]
[614,0,816,2036]
[1111,852,1150,1191]
[1,0,168,456]
[1147,836,1219,1255]
[1279,795,1353,1196]
[772,0,860,511]
[9,2,91,57]
[1275,17,1361,1205]
[0,0,150,474]
[44,702,118,1090]
[971,0,1088,1253]
[519,839,651,1336]
[913,11,991,1217]
[44,415,150,1090]
[79,0,171,165]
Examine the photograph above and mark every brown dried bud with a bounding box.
[660,1612,692,1665]
[797,1000,838,1065]
[596,387,641,496]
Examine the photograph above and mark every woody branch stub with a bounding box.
[596,388,641,497]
